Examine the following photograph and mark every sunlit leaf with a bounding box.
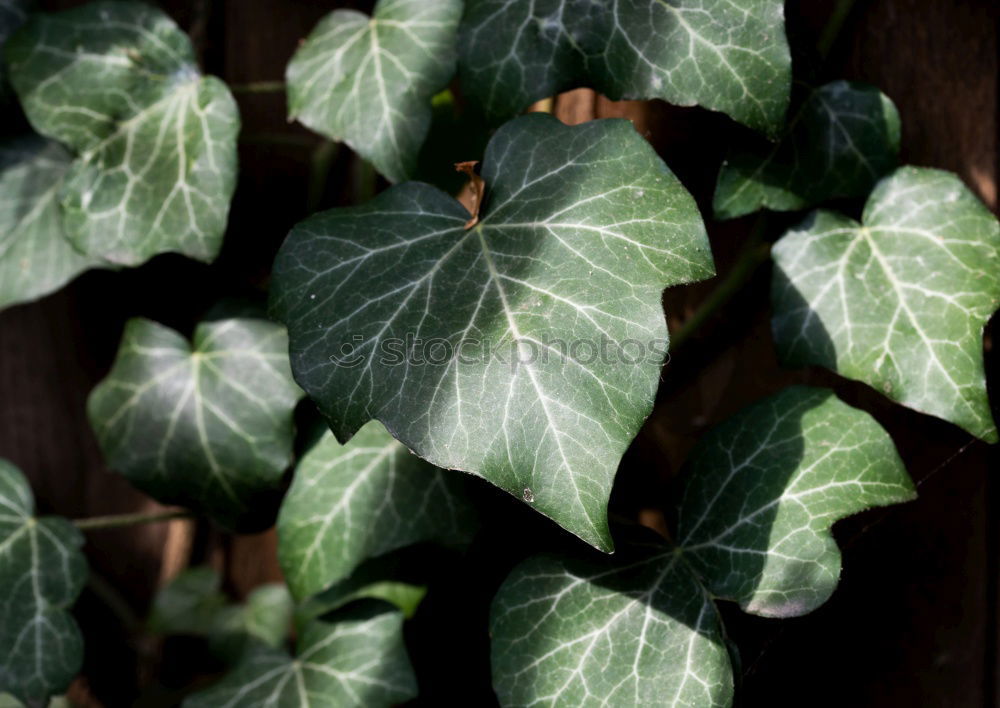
[6,1,238,266]
[772,167,1000,442]
[88,317,304,530]
[271,113,713,551]
[287,0,461,183]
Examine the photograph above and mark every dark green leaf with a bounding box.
[88,317,304,530]
[278,420,477,600]
[458,0,791,136]
[714,81,901,219]
[271,114,713,551]
[677,386,915,617]
[184,602,417,708]
[0,460,87,706]
[772,167,1000,442]
[7,1,239,266]
[287,0,461,183]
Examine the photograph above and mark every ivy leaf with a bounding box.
[0,135,110,311]
[294,552,429,630]
[184,601,417,708]
[278,420,478,601]
[6,1,239,266]
[458,0,791,137]
[714,81,901,220]
[0,460,87,706]
[772,167,1000,442]
[271,113,713,552]
[150,567,293,664]
[287,0,462,183]
[491,387,913,706]
[88,317,304,530]
[676,386,915,617]
[491,540,733,708]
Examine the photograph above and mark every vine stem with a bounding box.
[229,80,286,94]
[817,0,859,59]
[73,509,195,531]
[670,217,770,350]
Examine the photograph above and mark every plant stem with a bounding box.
[86,571,142,634]
[670,218,770,350]
[229,80,286,94]
[352,157,377,204]
[73,509,195,531]
[307,140,340,213]
[817,0,859,59]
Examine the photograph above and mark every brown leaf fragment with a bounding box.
[455,160,485,229]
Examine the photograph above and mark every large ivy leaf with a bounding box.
[287,0,461,183]
[772,167,1000,442]
[490,387,913,706]
[676,386,915,617]
[0,460,87,706]
[271,113,713,552]
[458,0,791,137]
[184,601,417,708]
[6,1,238,266]
[714,81,901,220]
[0,135,108,310]
[88,317,304,530]
[277,420,478,601]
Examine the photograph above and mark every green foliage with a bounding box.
[0,461,87,706]
[458,0,791,136]
[184,601,417,708]
[277,420,478,600]
[6,1,238,266]
[491,387,913,706]
[271,113,713,551]
[88,317,304,530]
[714,81,901,219]
[288,0,462,182]
[772,167,1000,442]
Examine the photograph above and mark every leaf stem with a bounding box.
[307,140,340,213]
[817,0,859,59]
[86,571,142,634]
[229,80,286,94]
[73,509,195,531]
[670,218,771,351]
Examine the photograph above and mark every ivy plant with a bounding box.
[0,1,996,707]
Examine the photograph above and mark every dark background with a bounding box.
[1,0,997,705]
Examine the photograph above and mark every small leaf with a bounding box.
[278,421,477,601]
[286,0,462,183]
[677,386,915,617]
[6,1,239,266]
[458,0,791,137]
[490,540,733,708]
[184,601,417,708]
[714,81,901,220]
[88,317,304,530]
[0,460,87,706]
[271,114,713,552]
[0,135,108,311]
[771,167,1000,442]
[151,567,293,664]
